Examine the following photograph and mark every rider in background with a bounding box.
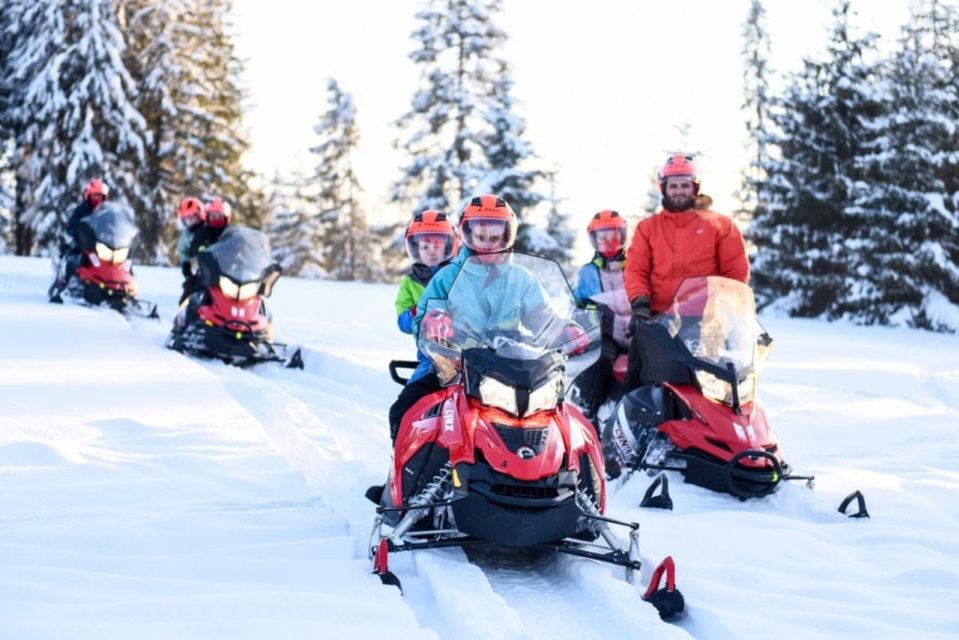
[175,197,205,304]
[60,178,109,284]
[571,210,631,433]
[624,154,749,389]
[395,209,458,382]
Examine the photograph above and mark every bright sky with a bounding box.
[231,0,911,259]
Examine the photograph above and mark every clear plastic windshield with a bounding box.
[208,226,274,283]
[657,277,772,405]
[83,203,139,249]
[418,253,600,384]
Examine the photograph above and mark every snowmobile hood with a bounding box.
[207,226,276,283]
[81,202,139,249]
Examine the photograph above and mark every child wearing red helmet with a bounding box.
[395,209,459,381]
[570,210,631,434]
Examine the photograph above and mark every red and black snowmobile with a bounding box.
[602,276,814,502]
[370,253,684,620]
[167,226,303,369]
[48,202,159,319]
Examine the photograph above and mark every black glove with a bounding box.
[630,297,651,322]
[628,297,651,341]
[180,262,192,278]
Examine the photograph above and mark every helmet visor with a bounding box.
[464,218,508,252]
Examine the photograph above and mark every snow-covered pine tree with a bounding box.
[266,169,324,277]
[123,0,203,263]
[393,0,508,215]
[736,0,772,228]
[311,78,374,281]
[8,0,147,256]
[748,0,882,317]
[521,167,574,269]
[846,1,959,331]
[479,62,552,254]
[0,1,17,251]
[185,0,263,228]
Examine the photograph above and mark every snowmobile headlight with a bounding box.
[478,376,518,416]
[95,243,129,264]
[696,371,732,405]
[219,276,240,299]
[218,276,259,301]
[111,246,129,263]
[527,372,563,415]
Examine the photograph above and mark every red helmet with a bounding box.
[587,209,627,258]
[204,197,232,228]
[658,154,700,195]
[458,194,517,254]
[83,178,109,203]
[177,197,204,222]
[405,209,458,264]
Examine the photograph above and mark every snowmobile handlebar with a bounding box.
[388,360,420,386]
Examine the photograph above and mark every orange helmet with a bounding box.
[83,178,109,202]
[177,197,204,221]
[458,194,517,254]
[658,154,700,195]
[405,209,458,264]
[587,209,627,258]
[204,197,232,228]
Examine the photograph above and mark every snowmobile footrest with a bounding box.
[838,490,869,518]
[640,472,673,510]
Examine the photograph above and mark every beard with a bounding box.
[663,193,694,212]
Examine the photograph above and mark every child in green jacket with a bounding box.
[395,209,458,381]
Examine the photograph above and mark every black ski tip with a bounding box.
[838,490,870,518]
[365,484,385,505]
[378,570,403,592]
[640,473,673,510]
[148,304,160,320]
[646,588,685,621]
[286,348,304,370]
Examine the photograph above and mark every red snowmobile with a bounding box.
[167,226,302,369]
[49,202,158,319]
[602,276,813,501]
[370,253,684,620]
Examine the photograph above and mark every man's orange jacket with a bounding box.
[624,208,749,313]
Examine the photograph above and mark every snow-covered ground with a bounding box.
[1,255,957,639]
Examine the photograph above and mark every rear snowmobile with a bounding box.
[369,253,684,620]
[602,276,813,501]
[48,202,159,319]
[167,226,303,369]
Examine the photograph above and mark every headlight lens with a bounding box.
[237,281,259,300]
[478,376,518,416]
[527,372,562,414]
[695,370,757,405]
[696,370,732,405]
[95,242,112,261]
[219,276,240,298]
[219,276,259,300]
[94,243,130,264]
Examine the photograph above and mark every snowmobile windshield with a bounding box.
[207,226,275,284]
[82,203,139,250]
[418,253,601,387]
[658,276,772,406]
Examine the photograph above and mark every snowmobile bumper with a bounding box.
[675,448,787,499]
[57,277,158,318]
[170,322,302,368]
[449,462,582,546]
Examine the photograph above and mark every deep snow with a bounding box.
[1,255,957,639]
